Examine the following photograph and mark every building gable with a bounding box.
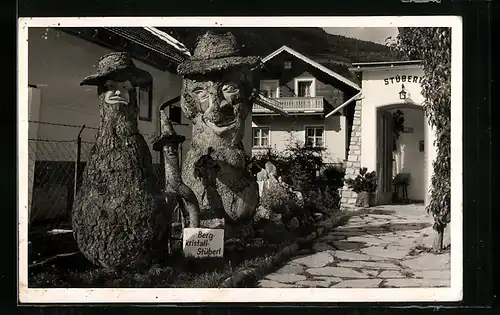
[254,50,358,114]
[255,46,361,93]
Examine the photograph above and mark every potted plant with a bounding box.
[345,167,377,207]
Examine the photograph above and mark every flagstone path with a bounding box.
[257,204,451,288]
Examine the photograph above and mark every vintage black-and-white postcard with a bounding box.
[18,16,463,303]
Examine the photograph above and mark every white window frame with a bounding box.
[304,125,325,148]
[294,78,316,97]
[259,80,281,98]
[252,126,271,148]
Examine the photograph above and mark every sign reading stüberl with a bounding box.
[182,228,224,258]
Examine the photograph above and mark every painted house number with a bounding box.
[384,75,423,85]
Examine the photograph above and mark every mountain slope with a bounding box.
[160,27,405,64]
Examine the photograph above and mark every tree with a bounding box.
[392,28,451,251]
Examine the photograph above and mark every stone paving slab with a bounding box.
[265,274,307,283]
[365,214,396,220]
[315,276,343,283]
[335,226,367,231]
[256,204,451,289]
[296,280,333,288]
[345,236,391,246]
[413,270,451,280]
[401,253,450,271]
[291,252,334,268]
[306,267,367,278]
[318,235,347,242]
[361,246,409,260]
[333,241,369,251]
[275,264,306,274]
[379,270,405,278]
[312,242,335,252]
[258,279,301,288]
[330,231,367,237]
[334,250,386,261]
[364,270,379,277]
[336,260,400,270]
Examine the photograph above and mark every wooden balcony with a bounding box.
[253,96,324,115]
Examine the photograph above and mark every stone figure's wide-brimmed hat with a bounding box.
[80,52,153,86]
[152,115,186,151]
[177,32,261,76]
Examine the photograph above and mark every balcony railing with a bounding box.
[253,96,324,114]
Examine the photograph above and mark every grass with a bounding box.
[28,237,292,288]
[326,210,351,227]
[29,197,350,289]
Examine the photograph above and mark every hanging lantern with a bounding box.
[399,84,408,100]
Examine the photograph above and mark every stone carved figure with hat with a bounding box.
[178,31,260,239]
[72,52,171,270]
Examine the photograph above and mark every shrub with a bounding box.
[249,137,325,193]
[318,163,346,189]
[248,148,284,176]
[260,180,292,214]
[304,186,341,214]
[321,186,341,212]
[279,138,325,192]
[250,135,341,218]
[345,167,377,193]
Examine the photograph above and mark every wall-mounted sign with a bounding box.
[384,75,423,85]
[403,126,414,133]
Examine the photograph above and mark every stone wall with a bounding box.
[340,99,362,209]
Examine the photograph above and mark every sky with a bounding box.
[322,27,399,45]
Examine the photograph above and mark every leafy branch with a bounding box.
[391,27,451,250]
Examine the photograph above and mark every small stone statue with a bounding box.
[152,109,200,229]
[177,31,261,235]
[264,161,278,177]
[72,52,171,270]
[256,161,279,197]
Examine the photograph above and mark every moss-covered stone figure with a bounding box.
[72,52,171,270]
[177,32,260,236]
[152,109,200,229]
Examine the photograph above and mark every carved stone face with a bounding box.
[180,69,252,141]
[97,78,139,130]
[102,79,133,105]
[164,145,178,157]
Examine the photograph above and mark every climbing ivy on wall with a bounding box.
[392,27,451,250]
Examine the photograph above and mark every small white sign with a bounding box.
[403,126,414,133]
[182,228,224,258]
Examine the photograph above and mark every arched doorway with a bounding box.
[376,103,425,205]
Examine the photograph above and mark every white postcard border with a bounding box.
[17,15,463,303]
